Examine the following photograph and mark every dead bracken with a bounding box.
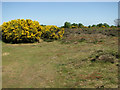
[88,50,118,64]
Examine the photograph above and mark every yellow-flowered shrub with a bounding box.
[2,19,42,43]
[2,19,64,43]
[41,25,64,40]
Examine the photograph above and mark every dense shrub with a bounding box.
[41,25,64,40]
[2,19,42,43]
[2,19,64,43]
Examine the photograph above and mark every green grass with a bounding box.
[2,34,118,88]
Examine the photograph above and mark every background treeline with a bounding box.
[61,22,118,28]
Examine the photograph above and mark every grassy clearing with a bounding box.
[2,32,119,88]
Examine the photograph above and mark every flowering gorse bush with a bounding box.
[2,19,64,43]
[41,25,64,40]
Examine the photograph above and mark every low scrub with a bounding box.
[88,50,119,64]
[61,34,107,44]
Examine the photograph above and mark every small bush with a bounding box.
[41,25,64,40]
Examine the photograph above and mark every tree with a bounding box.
[64,22,71,28]
[78,23,84,28]
[88,25,91,28]
[72,23,78,26]
[92,25,96,27]
[103,23,109,27]
[97,23,103,27]
[41,24,46,26]
[114,19,120,27]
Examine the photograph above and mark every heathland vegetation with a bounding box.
[1,19,119,43]
[1,19,119,88]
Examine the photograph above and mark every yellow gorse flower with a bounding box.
[2,19,64,43]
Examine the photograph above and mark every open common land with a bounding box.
[2,27,119,88]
